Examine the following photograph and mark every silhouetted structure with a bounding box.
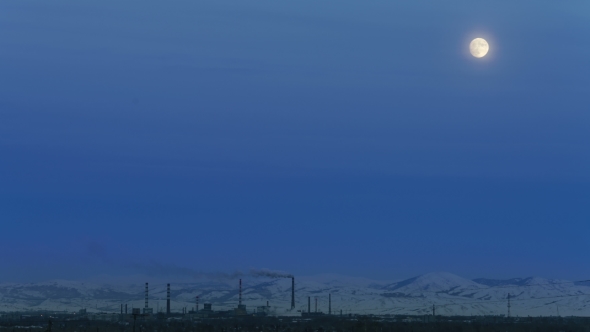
[166,283,170,315]
[291,277,295,309]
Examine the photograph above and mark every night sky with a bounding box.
[1,1,589,282]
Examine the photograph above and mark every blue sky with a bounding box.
[0,0,589,282]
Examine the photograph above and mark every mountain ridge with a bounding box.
[1,272,589,317]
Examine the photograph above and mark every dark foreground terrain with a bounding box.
[2,314,590,332]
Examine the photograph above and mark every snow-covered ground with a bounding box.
[1,272,590,317]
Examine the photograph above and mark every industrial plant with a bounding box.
[61,277,303,320]
[3,271,590,332]
[3,274,590,332]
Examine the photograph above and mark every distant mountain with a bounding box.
[383,272,485,294]
[473,278,532,287]
[1,272,589,317]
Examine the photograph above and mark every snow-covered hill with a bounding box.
[1,272,590,317]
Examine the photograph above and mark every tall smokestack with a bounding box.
[329,294,331,315]
[121,304,123,314]
[166,284,171,315]
[239,279,242,306]
[125,304,127,314]
[308,297,310,313]
[196,296,199,312]
[145,283,149,309]
[315,297,317,312]
[291,277,295,309]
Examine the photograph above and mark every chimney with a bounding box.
[239,279,242,306]
[315,297,317,312]
[145,283,149,309]
[308,297,310,313]
[329,294,331,315]
[125,304,127,314]
[121,304,123,314]
[291,277,295,309]
[167,284,171,315]
[267,301,269,307]
[196,296,199,312]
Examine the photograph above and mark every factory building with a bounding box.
[73,276,298,320]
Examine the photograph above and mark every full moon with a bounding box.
[470,38,489,58]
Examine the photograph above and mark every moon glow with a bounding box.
[470,38,489,58]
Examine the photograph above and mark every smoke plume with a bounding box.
[249,268,293,278]
[126,261,291,280]
[127,260,244,280]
